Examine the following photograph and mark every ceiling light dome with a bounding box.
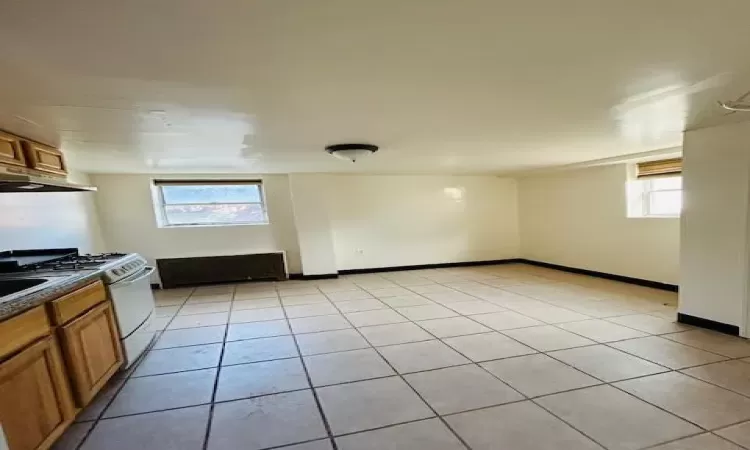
[325,143,379,163]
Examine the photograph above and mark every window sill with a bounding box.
[157,222,270,229]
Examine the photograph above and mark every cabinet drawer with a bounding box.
[0,130,26,168]
[21,140,67,177]
[48,281,107,326]
[0,306,50,361]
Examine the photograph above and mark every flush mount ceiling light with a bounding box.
[325,143,379,162]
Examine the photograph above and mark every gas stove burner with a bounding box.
[29,252,130,271]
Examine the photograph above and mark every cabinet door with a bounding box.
[60,302,123,406]
[0,337,75,450]
[21,141,67,176]
[0,130,26,168]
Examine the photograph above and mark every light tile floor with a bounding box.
[54,264,750,450]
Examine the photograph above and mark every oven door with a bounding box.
[108,266,156,338]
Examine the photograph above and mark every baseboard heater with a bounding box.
[156,252,287,288]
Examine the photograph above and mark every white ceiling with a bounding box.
[0,0,749,174]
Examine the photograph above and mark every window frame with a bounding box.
[152,180,269,228]
[641,176,682,218]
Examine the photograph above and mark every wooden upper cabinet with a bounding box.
[0,336,75,450]
[59,301,123,406]
[21,140,67,177]
[0,130,27,168]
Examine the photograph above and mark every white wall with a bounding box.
[680,121,750,335]
[90,174,302,274]
[0,172,104,253]
[518,164,680,285]
[288,174,339,275]
[323,175,520,270]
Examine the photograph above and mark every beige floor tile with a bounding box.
[549,344,668,382]
[446,401,602,450]
[229,307,285,323]
[556,319,650,342]
[682,360,750,396]
[222,335,298,365]
[404,364,522,414]
[610,336,728,369]
[407,284,456,294]
[649,433,744,450]
[396,304,458,321]
[416,316,491,338]
[367,287,413,298]
[443,332,537,362]
[104,369,217,418]
[155,297,187,307]
[193,284,234,295]
[334,299,388,313]
[325,290,374,302]
[284,440,333,450]
[345,309,408,327]
[186,293,233,304]
[305,348,395,386]
[663,330,750,358]
[226,320,290,341]
[296,329,371,356]
[380,295,434,308]
[715,421,750,448]
[82,406,209,450]
[470,311,543,331]
[178,302,231,316]
[358,322,434,346]
[536,385,700,450]
[424,291,479,304]
[444,300,505,316]
[502,325,596,351]
[507,305,591,324]
[231,297,281,310]
[167,312,229,330]
[483,353,599,396]
[134,343,222,377]
[208,390,327,450]
[52,422,93,450]
[284,303,339,319]
[606,314,693,334]
[233,291,278,301]
[336,419,465,450]
[615,372,750,429]
[154,325,226,349]
[282,294,330,306]
[378,340,470,373]
[289,314,352,334]
[316,377,434,435]
[215,358,309,402]
[278,287,321,296]
[155,305,180,317]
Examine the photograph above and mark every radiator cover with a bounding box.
[156,253,286,288]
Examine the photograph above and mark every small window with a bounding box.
[153,180,268,227]
[627,158,683,218]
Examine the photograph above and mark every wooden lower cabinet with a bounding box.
[0,336,75,450]
[59,301,123,406]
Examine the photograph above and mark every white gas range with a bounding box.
[4,250,156,368]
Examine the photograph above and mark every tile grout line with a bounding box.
[200,285,235,450]
[278,285,341,450]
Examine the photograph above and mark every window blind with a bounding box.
[636,158,682,179]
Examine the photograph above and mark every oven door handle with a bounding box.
[111,266,156,287]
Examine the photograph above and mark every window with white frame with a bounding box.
[627,158,683,218]
[153,180,268,227]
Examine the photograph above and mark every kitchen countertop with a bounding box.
[0,270,104,321]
